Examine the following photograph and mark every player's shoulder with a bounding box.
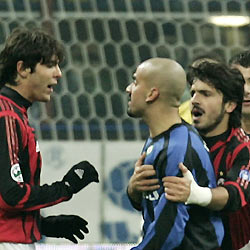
[0,95,15,111]
[231,127,250,145]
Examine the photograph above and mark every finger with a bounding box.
[165,193,183,202]
[179,162,188,175]
[138,178,159,185]
[75,217,89,234]
[139,184,160,192]
[137,169,157,178]
[66,235,78,244]
[79,225,89,234]
[162,176,183,187]
[135,152,146,166]
[74,230,85,240]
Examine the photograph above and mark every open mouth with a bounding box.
[127,95,131,102]
[191,107,204,118]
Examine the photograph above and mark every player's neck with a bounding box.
[147,111,182,138]
[241,116,250,135]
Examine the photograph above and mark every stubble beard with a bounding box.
[195,106,225,136]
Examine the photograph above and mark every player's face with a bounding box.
[190,79,229,137]
[25,55,62,103]
[126,65,149,118]
[233,64,250,118]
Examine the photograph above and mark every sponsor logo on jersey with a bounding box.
[11,163,24,183]
[143,190,159,201]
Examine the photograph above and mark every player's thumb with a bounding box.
[136,152,146,166]
[179,163,193,181]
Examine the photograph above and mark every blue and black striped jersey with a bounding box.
[132,121,224,250]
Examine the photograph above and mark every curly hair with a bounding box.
[187,61,245,128]
[0,27,64,87]
[229,50,250,67]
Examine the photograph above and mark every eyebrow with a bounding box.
[48,59,59,65]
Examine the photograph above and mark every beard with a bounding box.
[242,109,250,120]
[196,104,226,136]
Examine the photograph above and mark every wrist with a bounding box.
[127,186,142,210]
[186,185,212,207]
[62,181,74,197]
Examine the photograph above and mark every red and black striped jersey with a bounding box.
[0,86,72,243]
[204,128,250,250]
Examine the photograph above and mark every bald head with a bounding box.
[137,58,187,107]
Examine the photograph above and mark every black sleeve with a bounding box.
[222,146,250,212]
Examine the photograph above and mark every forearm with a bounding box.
[207,186,229,211]
[0,181,72,212]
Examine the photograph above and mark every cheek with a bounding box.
[205,100,223,116]
[244,83,250,93]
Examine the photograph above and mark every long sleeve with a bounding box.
[0,114,72,212]
[223,145,250,211]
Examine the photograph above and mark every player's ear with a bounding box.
[16,60,31,78]
[225,101,237,114]
[146,87,159,103]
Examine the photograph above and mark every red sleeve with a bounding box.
[0,114,72,212]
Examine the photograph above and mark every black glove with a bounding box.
[41,215,89,244]
[63,161,99,194]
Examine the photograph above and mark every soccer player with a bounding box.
[163,61,250,250]
[126,57,224,249]
[230,50,250,135]
[0,27,99,250]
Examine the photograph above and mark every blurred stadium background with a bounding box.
[0,0,250,249]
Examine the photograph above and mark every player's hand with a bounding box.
[128,153,160,201]
[63,161,99,194]
[163,163,212,206]
[163,163,191,202]
[41,215,89,243]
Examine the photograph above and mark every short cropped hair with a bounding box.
[0,27,64,87]
[229,50,250,68]
[187,61,245,129]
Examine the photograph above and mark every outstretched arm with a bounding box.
[163,163,228,210]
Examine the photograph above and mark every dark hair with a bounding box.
[0,27,64,87]
[191,51,225,65]
[187,61,245,128]
[229,50,250,68]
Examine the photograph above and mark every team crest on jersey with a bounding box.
[11,163,24,183]
[146,145,153,155]
[237,167,250,189]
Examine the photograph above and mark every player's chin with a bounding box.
[193,121,202,130]
[127,109,139,118]
[40,94,51,102]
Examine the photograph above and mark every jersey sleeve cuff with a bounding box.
[223,184,242,212]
